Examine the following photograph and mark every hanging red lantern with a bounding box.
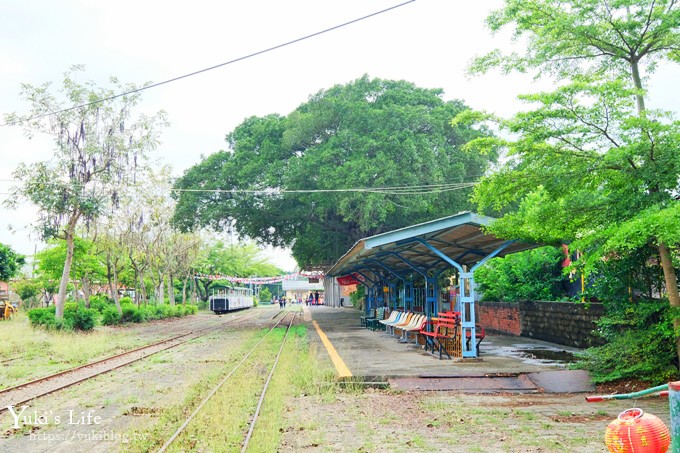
[604,408,670,453]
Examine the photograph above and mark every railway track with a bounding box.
[0,308,264,413]
[158,309,300,452]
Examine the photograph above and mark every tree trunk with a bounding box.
[140,273,148,305]
[630,58,646,113]
[191,276,197,304]
[112,262,122,315]
[659,243,680,365]
[168,271,175,306]
[158,271,164,304]
[56,216,79,319]
[182,275,188,304]
[82,272,91,308]
[106,254,115,302]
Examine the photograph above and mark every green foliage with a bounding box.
[258,287,273,304]
[575,299,677,383]
[13,279,40,305]
[117,302,197,324]
[0,243,25,281]
[121,304,137,323]
[3,66,168,320]
[28,303,96,331]
[101,306,122,325]
[474,0,680,79]
[191,241,281,303]
[350,285,366,309]
[27,306,57,328]
[130,307,148,323]
[119,296,133,305]
[475,247,569,302]
[173,75,496,267]
[88,294,113,313]
[64,303,96,331]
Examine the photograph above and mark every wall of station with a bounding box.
[477,300,606,348]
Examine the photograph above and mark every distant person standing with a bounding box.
[314,291,319,305]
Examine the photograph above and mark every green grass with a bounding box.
[121,324,337,452]
[0,314,153,387]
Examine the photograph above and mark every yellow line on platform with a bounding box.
[312,320,352,378]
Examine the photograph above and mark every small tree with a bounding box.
[258,287,272,304]
[459,0,680,363]
[12,279,40,309]
[0,243,25,282]
[4,66,167,319]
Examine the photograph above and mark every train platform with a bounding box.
[303,305,596,393]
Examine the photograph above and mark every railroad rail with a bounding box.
[0,309,263,412]
[157,310,299,453]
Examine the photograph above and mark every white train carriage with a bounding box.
[209,285,254,314]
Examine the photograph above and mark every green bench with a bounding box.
[366,307,387,331]
[360,308,376,327]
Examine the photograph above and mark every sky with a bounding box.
[1,0,678,272]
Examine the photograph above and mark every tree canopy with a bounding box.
[4,66,167,318]
[173,75,496,267]
[459,0,680,365]
[0,243,25,282]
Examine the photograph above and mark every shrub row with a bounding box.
[27,303,97,331]
[28,298,199,331]
[100,303,198,325]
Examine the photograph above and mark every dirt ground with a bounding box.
[0,312,260,452]
[1,308,673,452]
[279,389,672,452]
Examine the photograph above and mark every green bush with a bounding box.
[131,308,148,323]
[63,303,96,331]
[89,294,112,313]
[119,296,133,305]
[28,303,95,331]
[28,306,56,328]
[475,246,569,302]
[185,304,198,315]
[101,306,122,325]
[156,304,172,318]
[143,305,162,321]
[574,299,676,383]
[121,304,137,323]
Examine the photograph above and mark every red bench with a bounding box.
[466,324,486,355]
[419,312,486,359]
[419,315,460,359]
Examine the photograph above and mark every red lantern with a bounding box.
[604,408,670,453]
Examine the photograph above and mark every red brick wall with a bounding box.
[478,300,605,348]
[477,302,521,336]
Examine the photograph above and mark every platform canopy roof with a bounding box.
[326,211,539,280]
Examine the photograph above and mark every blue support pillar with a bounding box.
[389,283,397,310]
[375,283,384,307]
[404,281,414,311]
[425,277,438,318]
[459,272,476,358]
[366,287,375,312]
[355,270,378,315]
[414,238,515,359]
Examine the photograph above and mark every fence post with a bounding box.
[669,381,680,452]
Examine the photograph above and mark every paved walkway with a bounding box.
[304,305,595,393]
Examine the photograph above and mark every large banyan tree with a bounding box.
[172,76,496,267]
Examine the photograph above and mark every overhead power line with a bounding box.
[0,182,479,198]
[171,182,478,196]
[1,0,416,128]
